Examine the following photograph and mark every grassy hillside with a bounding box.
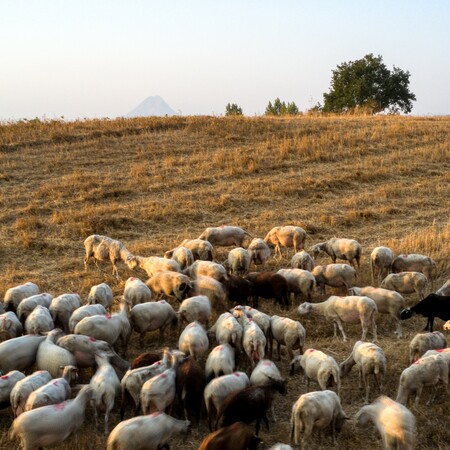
[1,115,450,449]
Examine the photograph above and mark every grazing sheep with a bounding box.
[165,246,194,270]
[226,247,251,276]
[245,272,289,309]
[140,365,177,415]
[198,421,262,450]
[84,234,133,279]
[24,305,54,335]
[86,283,113,312]
[381,272,428,301]
[198,225,253,247]
[298,295,378,342]
[126,255,180,277]
[189,275,227,310]
[177,295,212,329]
[16,293,53,322]
[400,294,450,331]
[264,226,307,258]
[223,275,253,306]
[208,312,243,351]
[409,331,447,364]
[232,306,271,345]
[436,279,450,296]
[312,263,357,294]
[106,412,189,450]
[178,321,209,361]
[0,312,23,338]
[392,253,437,288]
[290,390,348,448]
[0,335,46,373]
[206,344,235,381]
[0,371,26,409]
[176,238,214,261]
[311,237,362,269]
[146,270,193,301]
[131,351,162,370]
[68,303,107,333]
[340,341,386,404]
[356,396,416,450]
[248,237,271,269]
[4,282,40,313]
[49,293,82,334]
[290,249,315,272]
[277,268,316,302]
[370,246,394,285]
[123,276,152,307]
[184,260,228,283]
[269,315,306,361]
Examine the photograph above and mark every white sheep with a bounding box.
[290,348,341,395]
[123,276,152,307]
[3,282,40,313]
[198,225,253,247]
[310,237,362,269]
[205,343,235,381]
[370,246,394,285]
[146,270,193,301]
[349,286,406,338]
[298,295,378,342]
[84,234,133,279]
[277,268,316,302]
[140,366,177,415]
[380,272,428,300]
[208,312,243,351]
[178,321,209,361]
[106,412,190,450]
[436,279,450,296]
[340,340,387,404]
[25,365,78,411]
[177,295,212,328]
[290,249,315,272]
[422,348,450,370]
[270,315,306,361]
[177,238,214,261]
[247,237,271,269]
[290,390,348,448]
[312,263,357,294]
[0,311,23,338]
[16,293,53,322]
[184,260,228,282]
[68,303,107,333]
[231,305,271,344]
[126,255,180,277]
[409,331,447,364]
[0,371,26,407]
[396,354,448,407]
[165,245,194,270]
[10,384,94,449]
[0,335,46,373]
[392,253,437,288]
[24,305,54,335]
[86,283,113,312]
[189,275,227,310]
[264,225,307,258]
[226,247,251,276]
[356,396,416,450]
[49,293,82,333]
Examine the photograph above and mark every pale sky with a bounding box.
[1,1,449,120]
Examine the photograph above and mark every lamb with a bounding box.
[290,249,315,271]
[0,335,46,373]
[140,366,177,415]
[392,253,437,288]
[264,225,307,258]
[146,270,193,301]
[177,238,214,261]
[247,237,271,269]
[206,344,236,381]
[198,422,261,450]
[0,311,23,338]
[16,293,53,322]
[396,354,448,407]
[24,305,54,335]
[225,247,251,276]
[123,276,152,307]
[106,412,189,450]
[49,293,82,334]
[380,272,428,300]
[436,279,450,296]
[198,225,253,247]
[25,365,78,411]
[208,312,243,351]
[86,283,113,312]
[340,341,386,404]
[312,263,357,294]
[188,275,227,310]
[165,245,194,270]
[0,371,26,409]
[178,321,209,361]
[277,268,316,302]
[244,272,289,309]
[84,234,133,279]
[68,303,107,333]
[4,282,40,313]
[269,315,306,361]
[177,295,211,329]
[290,348,341,395]
[409,331,447,364]
[400,294,450,331]
[184,260,228,282]
[126,255,180,277]
[297,295,378,342]
[311,237,362,269]
[370,246,394,285]
[10,384,94,449]
[129,300,178,347]
[349,286,406,338]
[355,396,416,450]
[290,390,348,448]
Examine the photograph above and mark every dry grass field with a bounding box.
[0,114,449,449]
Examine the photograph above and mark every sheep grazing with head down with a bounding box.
[409,331,447,364]
[0,371,26,410]
[126,255,180,278]
[247,238,271,269]
[312,264,357,295]
[86,283,113,312]
[392,253,437,289]
[310,237,362,269]
[400,294,450,331]
[0,335,46,374]
[146,270,193,302]
[24,305,54,335]
[178,295,211,329]
[264,226,307,259]
[436,279,450,296]
[0,312,23,338]
[381,272,428,301]
[178,321,209,361]
[165,246,194,270]
[225,247,251,276]
[184,260,228,283]
[198,225,254,247]
[16,293,53,323]
[370,246,394,286]
[198,422,261,450]
[269,315,306,361]
[175,238,214,261]
[4,282,40,313]
[277,268,316,302]
[290,249,315,272]
[49,294,82,334]
[123,277,152,308]
[68,303,107,333]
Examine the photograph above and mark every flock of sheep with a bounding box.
[1,224,450,450]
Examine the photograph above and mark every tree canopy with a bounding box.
[322,54,416,114]
[225,103,243,116]
[265,98,299,116]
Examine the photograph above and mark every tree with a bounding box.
[225,103,243,116]
[322,54,416,114]
[265,98,300,116]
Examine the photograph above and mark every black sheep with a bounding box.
[400,294,450,331]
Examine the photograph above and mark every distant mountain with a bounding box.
[126,96,176,117]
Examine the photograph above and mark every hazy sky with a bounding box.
[1,1,449,120]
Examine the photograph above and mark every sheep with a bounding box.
[123,276,152,308]
[436,279,450,296]
[349,286,406,338]
[392,253,437,288]
[140,366,177,415]
[290,348,341,395]
[86,282,113,312]
[165,245,194,270]
[198,422,262,450]
[189,275,227,310]
[355,396,416,450]
[131,351,163,369]
[84,234,133,279]
[0,335,46,373]
[4,282,40,313]
[290,390,348,448]
[290,249,315,271]
[310,237,362,269]
[206,344,236,381]
[10,370,52,417]
[49,293,82,334]
[340,341,387,404]
[198,225,253,247]
[208,312,243,351]
[409,331,447,364]
[126,254,180,277]
[146,270,193,301]
[129,300,177,347]
[370,246,394,285]
[247,237,271,269]
[177,295,211,329]
[16,292,53,322]
[422,348,450,370]
[25,365,78,411]
[269,315,306,361]
[176,238,214,261]
[245,272,289,309]
[178,321,209,361]
[184,260,228,282]
[0,371,26,409]
[68,303,107,333]
[10,384,94,449]
[396,354,448,407]
[106,412,190,450]
[400,294,450,331]
[277,268,316,302]
[24,305,54,335]
[312,263,357,294]
[298,295,378,342]
[381,272,428,301]
[204,371,250,431]
[264,225,307,259]
[0,311,23,338]
[225,247,251,276]
[232,305,272,345]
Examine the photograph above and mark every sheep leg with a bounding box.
[394,317,403,338]
[427,385,438,406]
[277,342,282,361]
[334,319,347,342]
[363,371,370,404]
[271,404,277,422]
[414,386,423,408]
[104,410,110,435]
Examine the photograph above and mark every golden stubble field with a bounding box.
[0,115,449,449]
